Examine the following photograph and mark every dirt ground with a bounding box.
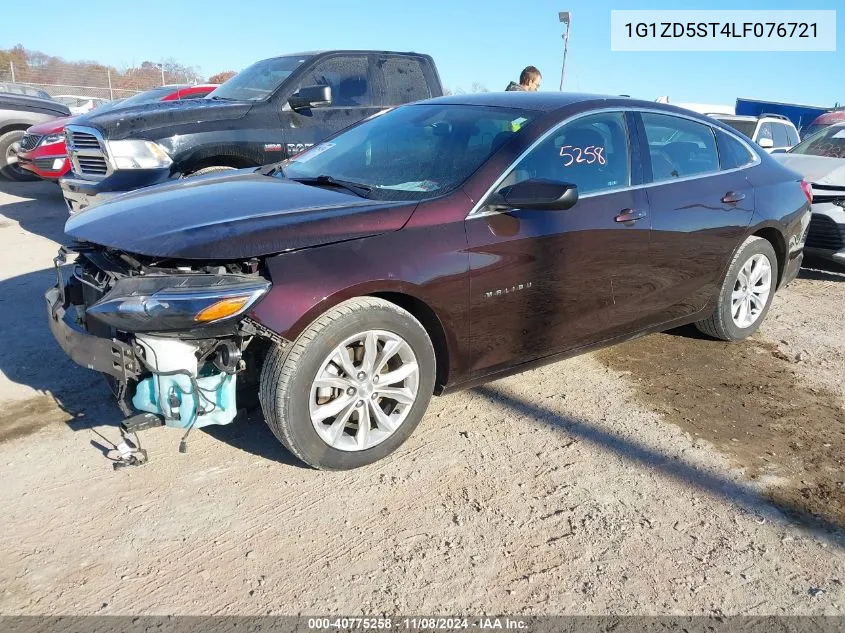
[1,179,845,616]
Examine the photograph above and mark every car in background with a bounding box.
[53,95,111,115]
[772,122,845,264]
[47,93,810,470]
[0,92,70,180]
[17,84,217,182]
[59,50,444,214]
[802,110,845,139]
[0,82,52,100]
[710,113,800,153]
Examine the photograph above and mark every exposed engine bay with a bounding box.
[48,243,284,467]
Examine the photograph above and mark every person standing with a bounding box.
[505,66,542,92]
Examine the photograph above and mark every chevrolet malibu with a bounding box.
[47,93,811,470]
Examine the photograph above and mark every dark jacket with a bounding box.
[505,81,526,91]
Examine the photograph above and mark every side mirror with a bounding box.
[757,137,774,149]
[491,179,579,211]
[289,85,332,111]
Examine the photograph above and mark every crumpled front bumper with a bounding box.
[45,285,140,381]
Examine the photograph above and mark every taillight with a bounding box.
[800,179,813,204]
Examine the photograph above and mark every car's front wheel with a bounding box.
[0,130,39,181]
[696,236,778,341]
[259,297,436,470]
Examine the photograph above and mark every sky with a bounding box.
[0,0,841,107]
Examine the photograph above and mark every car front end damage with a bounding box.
[46,244,286,464]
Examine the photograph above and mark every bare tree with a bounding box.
[209,71,237,84]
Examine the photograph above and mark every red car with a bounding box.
[18,84,217,181]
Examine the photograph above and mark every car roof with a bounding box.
[812,111,845,124]
[421,91,666,113]
[254,50,433,64]
[713,114,755,120]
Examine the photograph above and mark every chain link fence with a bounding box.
[0,61,199,104]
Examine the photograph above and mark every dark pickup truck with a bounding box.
[60,50,443,213]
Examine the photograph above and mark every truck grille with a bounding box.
[806,214,844,252]
[811,183,845,205]
[76,156,109,175]
[66,125,111,180]
[66,129,100,150]
[19,133,42,151]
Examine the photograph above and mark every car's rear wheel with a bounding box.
[0,130,39,181]
[259,297,436,470]
[695,236,778,341]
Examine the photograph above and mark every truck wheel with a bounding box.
[259,297,436,470]
[0,131,39,181]
[185,165,237,178]
[695,236,778,341]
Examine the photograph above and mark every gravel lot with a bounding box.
[1,179,844,616]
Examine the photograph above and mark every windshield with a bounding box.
[716,118,757,138]
[208,56,309,102]
[279,104,535,201]
[118,86,183,108]
[789,124,845,158]
[801,124,827,139]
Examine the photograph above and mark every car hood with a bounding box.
[27,115,75,135]
[0,93,71,117]
[65,170,416,260]
[771,153,845,185]
[73,98,253,140]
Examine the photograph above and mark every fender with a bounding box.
[249,224,472,385]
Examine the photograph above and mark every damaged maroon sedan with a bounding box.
[47,93,811,470]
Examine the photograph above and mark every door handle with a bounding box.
[615,209,647,223]
[721,191,746,204]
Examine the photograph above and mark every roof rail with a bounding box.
[759,113,791,122]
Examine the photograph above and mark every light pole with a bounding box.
[154,63,166,86]
[559,11,571,91]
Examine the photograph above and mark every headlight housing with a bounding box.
[106,139,173,170]
[85,274,270,332]
[40,133,66,147]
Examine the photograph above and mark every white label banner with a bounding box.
[610,10,836,52]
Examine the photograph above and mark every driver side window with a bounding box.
[502,111,631,195]
[295,56,372,107]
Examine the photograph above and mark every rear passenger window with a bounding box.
[715,129,755,170]
[757,122,774,144]
[505,111,631,195]
[641,112,719,182]
[378,57,432,105]
[772,123,791,148]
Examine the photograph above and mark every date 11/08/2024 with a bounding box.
[307,617,529,630]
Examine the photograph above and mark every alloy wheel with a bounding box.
[4,139,27,178]
[731,253,772,329]
[309,329,420,451]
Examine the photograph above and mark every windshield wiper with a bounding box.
[290,175,373,198]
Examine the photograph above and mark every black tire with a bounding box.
[185,165,237,178]
[695,236,778,341]
[0,130,39,181]
[259,297,436,470]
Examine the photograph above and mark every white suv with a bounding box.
[711,114,800,153]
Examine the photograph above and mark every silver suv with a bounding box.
[711,113,800,153]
